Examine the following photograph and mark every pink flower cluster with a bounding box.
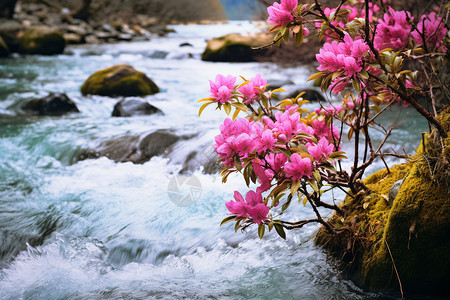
[225,190,270,224]
[316,34,370,93]
[374,7,412,51]
[267,0,298,27]
[238,74,267,105]
[412,12,447,52]
[214,118,277,167]
[209,74,236,104]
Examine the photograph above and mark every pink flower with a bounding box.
[374,7,412,51]
[412,12,447,52]
[343,56,362,77]
[250,73,267,91]
[284,153,312,180]
[253,161,272,192]
[225,190,269,224]
[225,191,248,218]
[267,2,294,27]
[209,74,236,104]
[238,82,256,104]
[280,0,298,12]
[307,137,335,162]
[238,74,267,104]
[316,35,369,80]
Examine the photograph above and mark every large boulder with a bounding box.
[21,93,79,116]
[316,107,450,296]
[0,36,9,57]
[112,98,163,117]
[81,64,160,97]
[79,129,183,164]
[17,26,65,55]
[201,33,270,62]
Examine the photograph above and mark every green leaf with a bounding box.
[258,223,265,239]
[220,215,236,226]
[296,25,304,46]
[268,221,274,232]
[232,102,248,111]
[198,101,214,116]
[290,180,301,197]
[274,146,291,157]
[328,151,348,160]
[234,219,242,232]
[307,179,319,193]
[302,197,308,206]
[308,71,326,82]
[313,170,321,183]
[282,194,292,213]
[274,223,286,239]
[223,102,232,115]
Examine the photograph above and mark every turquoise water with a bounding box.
[0,22,427,299]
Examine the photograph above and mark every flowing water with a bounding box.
[0,21,428,299]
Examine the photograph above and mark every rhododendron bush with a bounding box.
[198,0,449,239]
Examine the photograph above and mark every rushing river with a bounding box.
[0,21,428,299]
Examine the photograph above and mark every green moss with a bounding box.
[18,26,65,55]
[81,64,159,97]
[201,33,269,62]
[317,107,450,295]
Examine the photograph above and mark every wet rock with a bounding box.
[63,33,83,44]
[17,26,65,55]
[0,36,9,57]
[267,79,295,90]
[201,33,270,62]
[179,42,193,47]
[21,93,79,116]
[277,85,326,102]
[64,24,88,37]
[112,98,163,117]
[81,64,160,97]
[80,129,183,164]
[117,33,133,41]
[388,179,404,205]
[84,34,99,44]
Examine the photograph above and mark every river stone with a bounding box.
[112,98,163,117]
[267,79,295,90]
[388,179,404,205]
[81,64,160,97]
[17,26,65,55]
[22,93,79,116]
[201,33,270,62]
[80,129,182,164]
[64,33,83,44]
[0,36,9,57]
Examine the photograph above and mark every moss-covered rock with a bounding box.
[201,33,270,62]
[18,26,65,55]
[0,36,9,57]
[316,106,450,296]
[81,64,160,97]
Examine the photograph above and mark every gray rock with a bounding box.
[388,179,405,205]
[79,129,184,164]
[267,79,295,90]
[22,93,79,116]
[112,98,163,117]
